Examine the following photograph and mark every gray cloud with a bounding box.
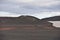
[0,0,60,15]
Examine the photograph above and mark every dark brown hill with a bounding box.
[17,16,41,24]
[0,15,56,29]
[41,16,60,21]
[0,16,41,25]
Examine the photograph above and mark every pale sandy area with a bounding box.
[49,21,60,28]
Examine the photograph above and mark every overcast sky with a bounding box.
[0,0,60,19]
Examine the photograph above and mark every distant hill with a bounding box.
[0,15,52,24]
[0,16,41,25]
[17,16,41,24]
[0,15,57,29]
[41,16,60,21]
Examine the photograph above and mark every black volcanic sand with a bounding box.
[0,27,60,40]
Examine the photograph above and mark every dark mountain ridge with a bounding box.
[0,16,41,25]
[41,16,60,21]
[0,15,58,29]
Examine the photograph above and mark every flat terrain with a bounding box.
[0,26,60,40]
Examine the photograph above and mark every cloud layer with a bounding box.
[0,0,60,19]
[2,0,60,6]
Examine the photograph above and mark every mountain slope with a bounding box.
[0,16,41,25]
[41,16,60,21]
